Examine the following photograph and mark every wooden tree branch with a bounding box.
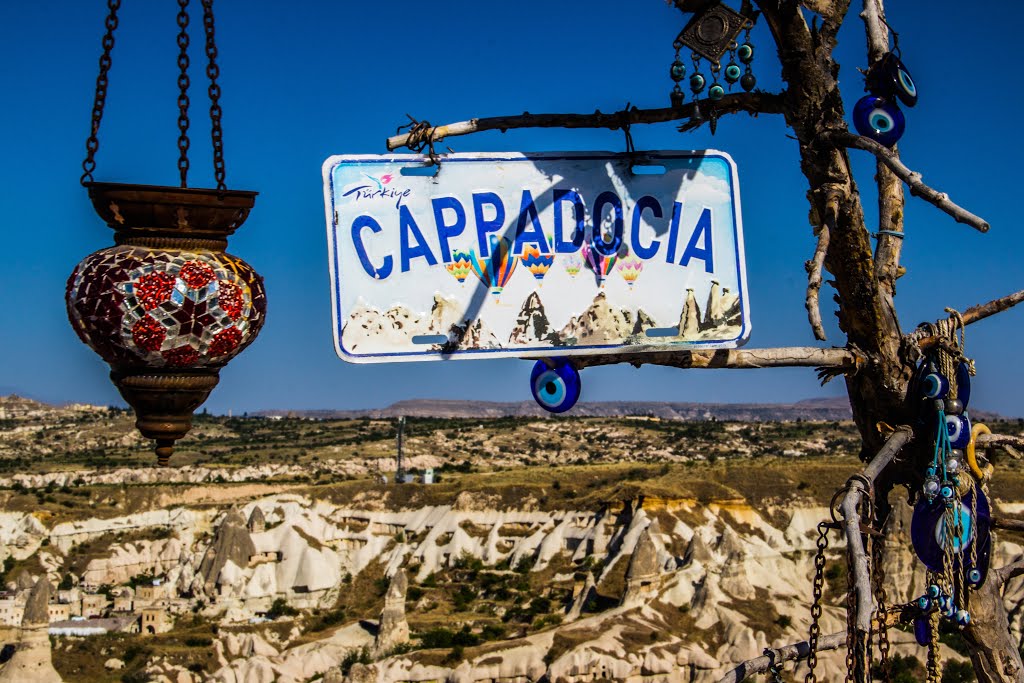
[840,426,913,632]
[977,433,1024,457]
[996,558,1024,585]
[568,346,862,372]
[992,517,1024,533]
[827,131,990,232]
[805,196,836,341]
[716,633,846,683]
[384,93,786,151]
[914,289,1024,350]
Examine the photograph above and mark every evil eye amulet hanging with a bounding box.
[853,95,905,147]
[922,371,949,400]
[530,358,581,414]
[947,413,971,449]
[869,52,918,107]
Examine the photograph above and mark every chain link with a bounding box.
[804,522,829,683]
[871,524,892,683]
[176,0,192,188]
[845,548,857,683]
[202,0,227,190]
[81,0,121,185]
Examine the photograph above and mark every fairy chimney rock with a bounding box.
[679,289,700,336]
[374,570,410,654]
[621,528,661,607]
[199,508,256,588]
[247,506,266,534]
[0,579,63,683]
[566,572,596,622]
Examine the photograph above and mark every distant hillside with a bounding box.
[256,397,861,422]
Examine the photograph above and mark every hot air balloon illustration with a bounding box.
[564,255,583,278]
[617,256,643,289]
[445,250,474,284]
[521,245,554,285]
[471,235,519,296]
[581,242,618,286]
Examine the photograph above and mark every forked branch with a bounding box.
[716,632,846,683]
[385,93,786,151]
[827,131,990,232]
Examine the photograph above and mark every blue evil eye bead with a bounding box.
[530,358,581,414]
[968,568,982,587]
[914,616,931,646]
[947,414,971,449]
[957,362,972,408]
[927,584,942,599]
[922,372,949,400]
[935,502,974,552]
[943,598,956,619]
[956,609,971,627]
[940,484,955,500]
[740,73,756,92]
[708,84,725,101]
[853,95,905,147]
[724,64,741,83]
[917,596,932,611]
[690,73,706,93]
[737,44,754,64]
[922,476,940,500]
[870,53,918,107]
[670,60,686,82]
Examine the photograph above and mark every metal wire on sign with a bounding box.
[81,0,121,185]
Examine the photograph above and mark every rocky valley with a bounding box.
[1,396,1024,682]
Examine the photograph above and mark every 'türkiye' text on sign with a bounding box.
[323,151,750,362]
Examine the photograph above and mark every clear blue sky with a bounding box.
[1,1,1021,415]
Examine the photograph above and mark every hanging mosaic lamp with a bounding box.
[66,0,266,466]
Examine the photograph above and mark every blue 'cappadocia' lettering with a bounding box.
[472,192,505,257]
[399,205,438,272]
[514,190,548,253]
[347,192,716,281]
[351,215,393,279]
[553,189,585,253]
[679,207,714,272]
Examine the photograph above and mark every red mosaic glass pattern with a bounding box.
[131,315,166,352]
[218,281,244,320]
[208,327,242,356]
[135,271,177,311]
[179,260,216,289]
[66,247,266,369]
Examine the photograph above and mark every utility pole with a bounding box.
[395,416,405,484]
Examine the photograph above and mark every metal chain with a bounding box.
[804,522,830,683]
[176,0,192,188]
[845,543,857,683]
[201,0,227,190]
[871,530,892,683]
[81,0,121,185]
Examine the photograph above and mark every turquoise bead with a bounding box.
[670,60,686,82]
[738,44,754,63]
[709,84,725,101]
[724,64,741,83]
[690,73,705,93]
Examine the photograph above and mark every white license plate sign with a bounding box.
[323,151,750,362]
